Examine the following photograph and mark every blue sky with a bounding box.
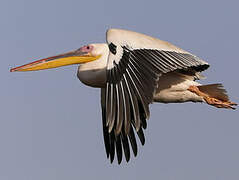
[1,0,239,179]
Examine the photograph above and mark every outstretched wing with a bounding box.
[101,28,209,164]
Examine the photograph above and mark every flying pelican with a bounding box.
[10,28,236,164]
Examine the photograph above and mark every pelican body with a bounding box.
[10,29,236,164]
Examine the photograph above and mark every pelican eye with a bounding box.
[79,45,94,53]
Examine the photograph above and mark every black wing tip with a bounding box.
[110,152,115,163]
[132,150,137,157]
[125,156,130,163]
[142,122,147,129]
[105,125,146,164]
[193,64,210,72]
[104,123,146,164]
[141,139,145,146]
[106,151,110,158]
[117,158,122,164]
[137,128,146,145]
[116,136,123,164]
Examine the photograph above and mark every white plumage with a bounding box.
[10,28,236,164]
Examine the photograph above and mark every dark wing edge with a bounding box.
[102,46,209,164]
[101,87,144,164]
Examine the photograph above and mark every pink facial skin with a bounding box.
[79,45,94,53]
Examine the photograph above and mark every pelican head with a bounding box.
[10,43,109,87]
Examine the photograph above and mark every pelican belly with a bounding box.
[153,72,204,103]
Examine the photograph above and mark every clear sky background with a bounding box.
[1,0,239,179]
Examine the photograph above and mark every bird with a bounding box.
[10,28,237,164]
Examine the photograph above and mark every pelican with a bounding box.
[10,28,236,164]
